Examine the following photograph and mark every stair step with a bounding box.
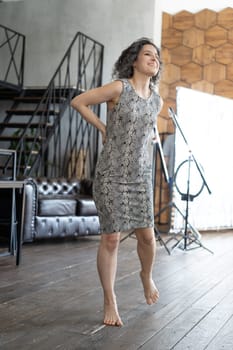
[0,88,21,100]
[14,96,46,103]
[1,86,76,100]
[0,135,45,142]
[0,165,32,172]
[0,122,53,128]
[21,87,76,97]
[24,150,39,155]
[5,109,59,116]
[0,81,22,92]
[14,150,39,156]
[13,96,67,103]
[22,88,47,97]
[0,149,39,160]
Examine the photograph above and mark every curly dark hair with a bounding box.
[112,37,163,86]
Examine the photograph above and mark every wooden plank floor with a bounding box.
[1,231,233,350]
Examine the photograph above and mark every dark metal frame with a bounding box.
[0,24,25,90]
[0,149,17,258]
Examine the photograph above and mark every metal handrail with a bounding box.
[15,32,104,179]
[0,24,25,90]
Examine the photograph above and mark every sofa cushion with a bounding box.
[77,198,97,216]
[39,199,77,216]
[35,216,100,239]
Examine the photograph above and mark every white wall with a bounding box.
[154,0,233,46]
[1,0,232,86]
[0,0,156,86]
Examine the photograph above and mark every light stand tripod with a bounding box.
[165,107,213,254]
[152,127,171,254]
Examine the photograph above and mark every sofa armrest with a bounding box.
[23,178,38,242]
[77,197,97,216]
[80,179,93,196]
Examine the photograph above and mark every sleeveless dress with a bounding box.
[93,79,162,234]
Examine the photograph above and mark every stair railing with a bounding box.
[0,24,25,90]
[16,32,104,179]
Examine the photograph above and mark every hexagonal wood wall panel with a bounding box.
[159,7,233,132]
[155,8,233,227]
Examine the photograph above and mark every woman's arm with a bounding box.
[71,80,123,143]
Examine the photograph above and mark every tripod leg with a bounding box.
[187,222,201,240]
[166,203,214,254]
[154,225,171,255]
[184,225,214,254]
[120,231,136,243]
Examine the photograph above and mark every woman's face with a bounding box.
[133,44,160,78]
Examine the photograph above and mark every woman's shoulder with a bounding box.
[151,83,162,100]
[150,82,160,94]
[105,79,125,94]
[106,80,126,110]
[108,79,130,98]
[111,78,128,89]
[149,83,163,110]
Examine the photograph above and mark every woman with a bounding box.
[71,38,163,327]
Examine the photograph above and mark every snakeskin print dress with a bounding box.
[93,79,162,234]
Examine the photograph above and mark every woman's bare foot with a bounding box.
[103,301,123,326]
[140,271,159,305]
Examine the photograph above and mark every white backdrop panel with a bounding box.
[173,87,233,230]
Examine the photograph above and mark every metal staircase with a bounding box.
[0,27,104,179]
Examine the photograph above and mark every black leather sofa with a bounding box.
[23,178,100,242]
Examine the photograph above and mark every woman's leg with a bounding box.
[97,232,123,326]
[135,227,159,305]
